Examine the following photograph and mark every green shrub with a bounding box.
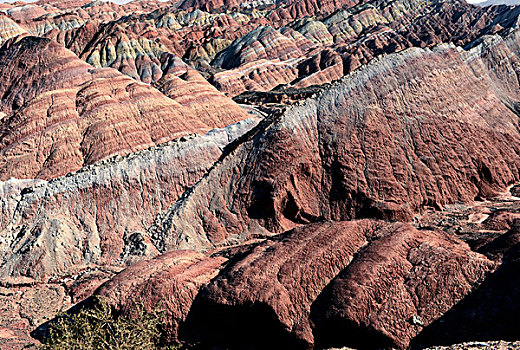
[39,297,180,350]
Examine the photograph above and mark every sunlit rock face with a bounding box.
[0,36,248,181]
[147,44,520,251]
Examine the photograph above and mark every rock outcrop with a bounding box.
[0,14,27,44]
[149,44,520,252]
[1,0,520,349]
[6,0,520,99]
[0,118,258,282]
[85,220,494,349]
[310,224,493,349]
[0,36,248,180]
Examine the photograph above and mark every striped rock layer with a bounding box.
[0,36,248,180]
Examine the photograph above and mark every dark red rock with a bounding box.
[294,48,343,88]
[311,225,494,349]
[180,220,494,349]
[95,250,227,344]
[478,219,520,259]
[481,210,520,232]
[150,45,520,251]
[413,223,520,348]
[185,220,383,348]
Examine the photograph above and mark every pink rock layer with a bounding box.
[0,36,248,180]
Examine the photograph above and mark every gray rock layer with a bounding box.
[0,118,259,281]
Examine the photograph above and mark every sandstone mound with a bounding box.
[86,220,495,349]
[95,250,227,344]
[0,36,247,180]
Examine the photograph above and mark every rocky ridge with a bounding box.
[0,35,248,181]
[0,118,259,350]
[26,35,520,350]
[0,117,259,282]
[85,220,495,349]
[147,42,520,253]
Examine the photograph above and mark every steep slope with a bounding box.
[412,219,520,347]
[0,118,259,281]
[1,1,520,349]
[0,36,248,180]
[148,43,520,252]
[89,220,494,349]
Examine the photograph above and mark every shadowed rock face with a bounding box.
[148,44,520,252]
[185,220,380,349]
[310,226,493,349]
[95,250,227,344]
[0,36,248,181]
[412,223,520,348]
[83,220,494,349]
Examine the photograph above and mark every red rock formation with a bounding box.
[4,4,51,22]
[6,0,517,100]
[311,224,494,349]
[84,220,494,349]
[4,0,520,101]
[293,48,343,88]
[413,223,520,348]
[212,26,305,69]
[212,59,299,96]
[1,1,520,349]
[178,0,241,12]
[179,0,357,17]
[149,45,520,252]
[0,36,248,180]
[272,0,358,22]
[34,0,91,10]
[0,120,258,348]
[185,220,382,348]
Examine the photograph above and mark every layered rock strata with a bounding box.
[0,36,248,180]
[0,118,259,281]
[149,44,520,252]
